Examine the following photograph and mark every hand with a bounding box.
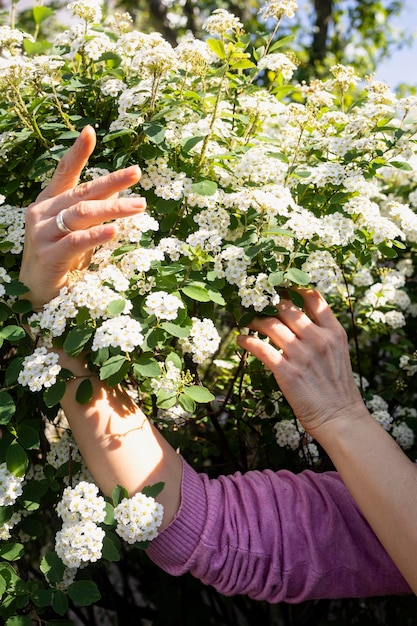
[19,125,146,311]
[237,289,366,439]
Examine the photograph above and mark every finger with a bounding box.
[49,223,121,266]
[237,333,286,376]
[45,165,142,216]
[297,288,341,329]
[50,196,147,235]
[245,316,296,345]
[36,126,97,201]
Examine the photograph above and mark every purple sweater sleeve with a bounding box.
[147,458,411,603]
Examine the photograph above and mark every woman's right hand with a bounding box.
[19,125,146,311]
[237,289,367,439]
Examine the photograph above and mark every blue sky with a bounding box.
[375,0,417,87]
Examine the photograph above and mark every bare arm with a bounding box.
[237,290,417,594]
[19,126,182,528]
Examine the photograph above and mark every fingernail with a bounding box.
[125,165,141,177]
[131,197,146,208]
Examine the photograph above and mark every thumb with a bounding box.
[37,125,97,201]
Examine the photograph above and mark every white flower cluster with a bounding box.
[0,205,25,253]
[302,250,342,292]
[17,347,61,392]
[257,53,297,81]
[179,317,221,364]
[399,354,417,376]
[203,9,243,35]
[239,273,280,312]
[145,291,184,320]
[67,0,102,23]
[150,361,183,395]
[0,462,24,506]
[92,315,144,352]
[259,0,298,20]
[114,492,164,544]
[47,431,83,469]
[391,422,415,450]
[274,420,319,463]
[0,511,21,541]
[0,266,11,298]
[366,395,393,431]
[55,482,106,569]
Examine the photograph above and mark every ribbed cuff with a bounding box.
[146,458,209,575]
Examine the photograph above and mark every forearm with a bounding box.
[58,353,182,529]
[316,409,417,594]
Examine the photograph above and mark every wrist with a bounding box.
[309,401,374,451]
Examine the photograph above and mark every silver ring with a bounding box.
[56,210,73,234]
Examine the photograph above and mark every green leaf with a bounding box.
[156,391,177,409]
[268,271,285,286]
[75,378,93,404]
[181,285,211,302]
[6,442,28,477]
[33,5,54,23]
[43,381,66,408]
[0,393,15,425]
[5,357,24,387]
[181,136,204,154]
[268,35,295,52]
[111,485,128,506]
[99,356,130,386]
[160,321,191,338]
[107,299,127,316]
[191,180,218,196]
[132,355,161,378]
[52,590,68,615]
[17,424,39,450]
[4,281,29,297]
[141,482,164,499]
[390,160,413,171]
[103,501,115,526]
[143,122,165,144]
[284,268,310,285]
[206,38,225,59]
[63,326,94,357]
[178,392,196,413]
[377,242,398,258]
[40,552,65,585]
[0,574,6,598]
[0,543,24,562]
[165,352,182,370]
[32,588,54,608]
[207,288,226,306]
[19,516,44,539]
[0,326,25,343]
[184,386,215,403]
[99,51,122,68]
[57,131,81,140]
[0,507,13,526]
[5,616,32,626]
[101,533,120,562]
[11,299,32,315]
[67,580,101,606]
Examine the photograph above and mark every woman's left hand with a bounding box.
[19,125,146,311]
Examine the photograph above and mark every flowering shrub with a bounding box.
[0,0,417,622]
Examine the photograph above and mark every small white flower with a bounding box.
[18,347,61,392]
[92,315,144,352]
[0,463,24,506]
[145,291,184,321]
[114,492,164,544]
